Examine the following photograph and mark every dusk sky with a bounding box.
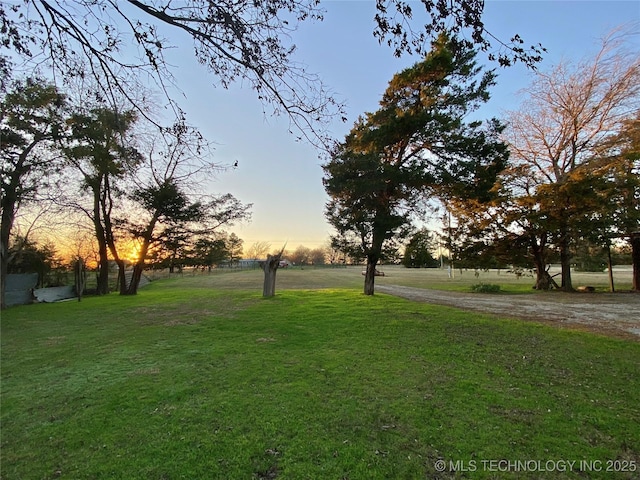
[163,1,639,252]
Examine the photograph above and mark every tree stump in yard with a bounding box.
[260,247,285,297]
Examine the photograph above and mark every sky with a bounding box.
[135,1,640,252]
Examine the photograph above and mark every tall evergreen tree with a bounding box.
[323,34,508,295]
[402,228,439,268]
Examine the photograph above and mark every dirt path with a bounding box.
[377,284,640,341]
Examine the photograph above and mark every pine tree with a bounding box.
[323,34,508,295]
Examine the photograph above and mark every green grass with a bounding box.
[148,263,634,294]
[370,265,633,294]
[2,271,639,479]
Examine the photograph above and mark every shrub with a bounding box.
[470,283,501,293]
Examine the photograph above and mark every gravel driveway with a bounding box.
[377,284,640,341]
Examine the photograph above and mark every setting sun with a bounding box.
[121,239,143,265]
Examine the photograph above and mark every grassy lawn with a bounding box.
[2,270,639,479]
[148,263,634,294]
[371,265,634,294]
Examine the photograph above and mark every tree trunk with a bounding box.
[1,148,34,309]
[123,246,148,295]
[96,241,110,295]
[0,246,7,310]
[125,264,144,295]
[0,219,11,310]
[261,253,282,297]
[115,260,127,295]
[1,173,19,309]
[530,235,551,290]
[123,216,157,295]
[363,230,387,296]
[631,232,640,292]
[106,228,126,295]
[74,258,86,301]
[606,243,615,293]
[364,255,378,295]
[91,187,110,295]
[532,261,550,290]
[558,225,573,292]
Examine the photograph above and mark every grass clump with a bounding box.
[1,276,639,479]
[470,282,502,293]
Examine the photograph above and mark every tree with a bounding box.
[585,113,640,290]
[1,0,339,143]
[324,146,413,295]
[148,225,192,272]
[290,245,311,265]
[502,29,640,291]
[609,117,640,291]
[126,180,201,293]
[246,241,271,261]
[63,107,142,295]
[327,234,365,265]
[7,235,60,288]
[309,247,326,265]
[324,34,508,294]
[226,233,244,266]
[1,77,66,308]
[191,236,228,271]
[402,228,439,268]
[1,1,544,145]
[372,0,545,66]
[120,121,249,293]
[125,182,250,293]
[451,174,561,289]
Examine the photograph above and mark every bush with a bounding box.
[470,283,501,293]
[574,260,606,272]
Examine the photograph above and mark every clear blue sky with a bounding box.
[167,1,640,252]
